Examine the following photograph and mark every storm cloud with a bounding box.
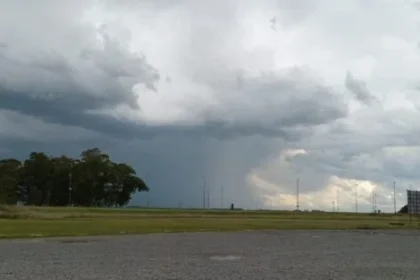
[1,0,420,211]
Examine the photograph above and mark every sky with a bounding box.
[1,0,420,212]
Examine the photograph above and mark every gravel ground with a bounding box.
[1,230,420,280]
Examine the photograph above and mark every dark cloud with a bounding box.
[1,0,419,211]
[196,68,348,135]
[0,0,349,210]
[0,26,159,110]
[0,61,348,208]
[0,123,280,208]
[345,71,377,105]
[0,64,347,141]
[0,109,102,143]
[115,135,280,208]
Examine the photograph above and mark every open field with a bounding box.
[0,205,419,239]
[1,230,420,279]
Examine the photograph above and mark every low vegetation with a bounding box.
[0,148,418,239]
[0,205,418,239]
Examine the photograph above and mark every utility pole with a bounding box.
[296,178,300,211]
[207,187,210,209]
[372,190,375,213]
[336,190,340,212]
[202,176,206,209]
[355,184,358,213]
[143,172,151,208]
[68,172,72,207]
[393,181,397,214]
[332,201,335,212]
[371,190,375,213]
[374,190,377,212]
[221,185,224,209]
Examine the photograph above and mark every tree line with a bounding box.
[0,148,148,207]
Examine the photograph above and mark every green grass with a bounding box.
[0,205,419,239]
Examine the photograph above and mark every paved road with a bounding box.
[1,230,420,279]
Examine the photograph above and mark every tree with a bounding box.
[49,155,74,206]
[73,148,112,206]
[110,163,148,207]
[399,205,408,213]
[20,152,54,205]
[0,148,148,207]
[0,158,21,204]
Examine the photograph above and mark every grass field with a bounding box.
[0,205,418,239]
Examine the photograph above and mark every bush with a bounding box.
[399,205,408,213]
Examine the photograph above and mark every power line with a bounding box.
[221,185,224,209]
[355,184,358,213]
[68,172,72,207]
[393,181,397,214]
[336,189,339,212]
[374,190,377,212]
[202,176,206,209]
[372,189,376,213]
[296,178,299,210]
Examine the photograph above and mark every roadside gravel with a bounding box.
[1,230,420,279]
